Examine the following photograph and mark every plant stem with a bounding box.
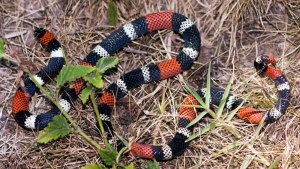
[90,89,108,144]
[25,69,102,151]
[206,109,217,119]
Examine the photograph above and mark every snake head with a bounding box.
[254,55,276,76]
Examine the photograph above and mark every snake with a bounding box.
[11,12,290,161]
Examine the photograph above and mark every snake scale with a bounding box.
[12,12,290,161]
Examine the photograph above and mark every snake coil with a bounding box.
[12,12,290,161]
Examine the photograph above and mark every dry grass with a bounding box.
[1,0,300,168]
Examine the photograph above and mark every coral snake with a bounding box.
[12,12,290,161]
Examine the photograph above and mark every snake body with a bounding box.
[12,12,290,161]
[116,55,291,160]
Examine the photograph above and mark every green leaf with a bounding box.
[216,76,233,118]
[215,141,242,156]
[57,65,95,88]
[80,86,93,104]
[81,164,102,169]
[184,83,205,108]
[226,99,246,121]
[37,115,72,143]
[99,143,118,166]
[268,157,281,169]
[84,72,103,88]
[125,163,134,169]
[0,38,5,59]
[107,1,118,26]
[146,160,159,169]
[115,146,127,164]
[205,63,211,108]
[240,155,254,169]
[187,111,207,128]
[116,134,129,147]
[185,122,216,142]
[96,57,119,74]
[184,82,217,119]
